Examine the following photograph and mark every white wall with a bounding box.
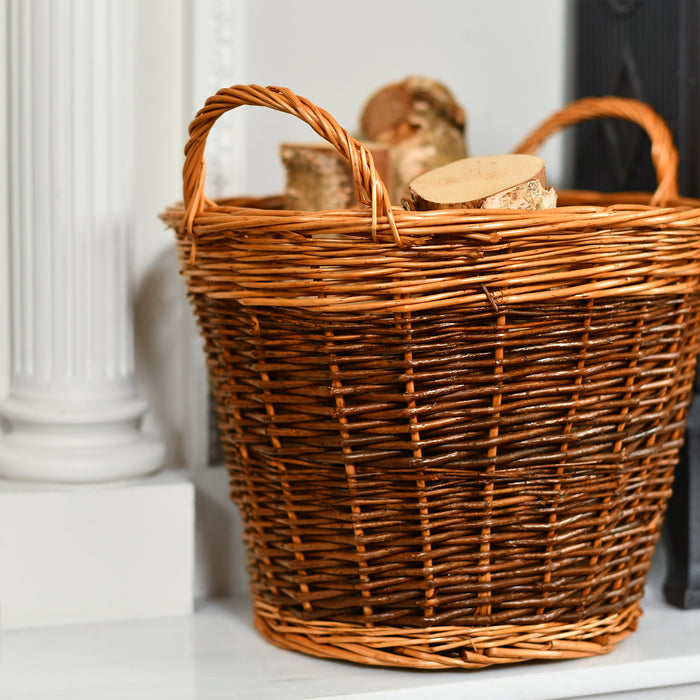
[192,0,569,202]
[131,0,193,469]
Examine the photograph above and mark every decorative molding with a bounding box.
[190,0,248,199]
[0,0,10,404]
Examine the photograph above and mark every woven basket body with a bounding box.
[162,86,700,669]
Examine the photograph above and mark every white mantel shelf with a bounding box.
[2,555,700,700]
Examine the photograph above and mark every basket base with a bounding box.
[252,598,641,670]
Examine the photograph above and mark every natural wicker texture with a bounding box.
[161,85,700,669]
[253,598,640,669]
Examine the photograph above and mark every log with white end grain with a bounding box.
[406,154,557,211]
[358,76,468,203]
[280,141,391,211]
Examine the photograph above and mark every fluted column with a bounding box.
[0,0,165,482]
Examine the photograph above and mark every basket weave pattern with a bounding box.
[162,86,700,668]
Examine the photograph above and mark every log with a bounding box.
[406,154,557,211]
[280,141,391,211]
[358,76,468,202]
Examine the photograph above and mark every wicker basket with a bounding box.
[162,85,700,669]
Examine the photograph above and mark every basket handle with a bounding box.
[514,96,680,205]
[182,84,401,245]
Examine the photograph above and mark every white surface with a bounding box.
[1,557,699,699]
[0,471,195,629]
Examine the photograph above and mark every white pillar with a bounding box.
[0,0,165,483]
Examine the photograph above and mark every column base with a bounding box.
[0,435,165,484]
[0,395,166,484]
[0,470,194,629]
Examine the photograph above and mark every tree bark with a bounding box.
[280,141,391,211]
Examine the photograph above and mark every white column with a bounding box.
[0,0,165,483]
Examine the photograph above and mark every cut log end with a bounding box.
[406,154,557,211]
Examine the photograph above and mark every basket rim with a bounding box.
[161,187,700,314]
[161,188,700,247]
